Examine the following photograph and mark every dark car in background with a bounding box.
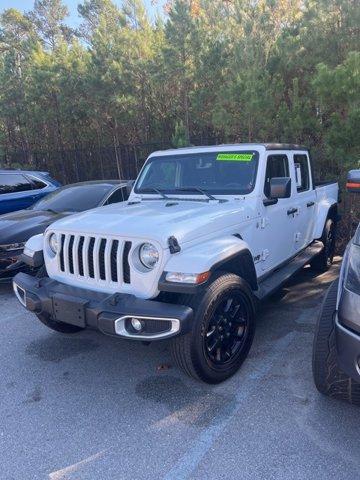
[313,169,360,405]
[0,170,61,215]
[0,180,129,281]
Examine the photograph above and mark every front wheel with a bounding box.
[312,280,360,405]
[171,273,256,384]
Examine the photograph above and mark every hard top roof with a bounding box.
[150,143,309,157]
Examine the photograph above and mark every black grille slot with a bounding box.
[60,234,65,271]
[78,236,84,276]
[123,241,132,284]
[88,237,95,278]
[99,238,107,280]
[68,235,75,274]
[110,240,119,282]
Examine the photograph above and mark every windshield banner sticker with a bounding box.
[216,153,254,162]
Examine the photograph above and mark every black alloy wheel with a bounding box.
[204,293,250,366]
[171,273,256,383]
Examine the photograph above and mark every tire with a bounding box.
[310,218,336,272]
[312,280,360,405]
[35,264,84,334]
[170,273,256,384]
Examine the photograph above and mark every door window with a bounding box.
[0,174,33,195]
[264,155,289,197]
[294,154,310,192]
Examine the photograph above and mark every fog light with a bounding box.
[131,318,144,332]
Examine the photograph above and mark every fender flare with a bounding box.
[313,201,338,240]
[159,236,258,294]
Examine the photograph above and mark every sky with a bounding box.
[0,0,166,25]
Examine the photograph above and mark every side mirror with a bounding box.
[269,177,291,199]
[126,179,135,196]
[347,170,360,193]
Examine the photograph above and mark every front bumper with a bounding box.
[13,273,193,341]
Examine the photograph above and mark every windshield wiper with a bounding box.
[140,187,169,199]
[174,187,218,201]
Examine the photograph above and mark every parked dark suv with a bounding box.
[313,169,360,405]
[0,180,129,282]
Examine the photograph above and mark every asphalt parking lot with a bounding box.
[1,259,360,480]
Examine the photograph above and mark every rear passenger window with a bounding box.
[0,174,32,194]
[294,155,310,192]
[264,155,289,197]
[28,176,47,190]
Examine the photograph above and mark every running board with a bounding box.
[254,243,324,301]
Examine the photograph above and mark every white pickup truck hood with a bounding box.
[48,199,248,248]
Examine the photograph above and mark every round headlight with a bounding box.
[139,243,159,270]
[49,234,59,254]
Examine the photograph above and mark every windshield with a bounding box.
[31,184,113,213]
[135,151,259,196]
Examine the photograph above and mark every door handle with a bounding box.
[307,201,315,208]
[287,208,298,216]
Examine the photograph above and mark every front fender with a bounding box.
[160,236,257,293]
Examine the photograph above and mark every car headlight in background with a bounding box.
[0,242,25,252]
[139,243,159,269]
[48,233,59,254]
[345,244,360,295]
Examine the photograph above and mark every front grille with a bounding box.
[58,234,132,285]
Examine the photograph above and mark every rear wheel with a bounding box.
[312,280,360,405]
[311,218,336,272]
[171,273,256,384]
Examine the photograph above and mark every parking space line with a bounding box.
[163,332,295,480]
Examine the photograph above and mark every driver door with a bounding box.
[258,154,298,273]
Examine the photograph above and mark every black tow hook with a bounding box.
[109,294,121,306]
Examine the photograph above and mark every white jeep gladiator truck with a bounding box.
[13,143,339,383]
